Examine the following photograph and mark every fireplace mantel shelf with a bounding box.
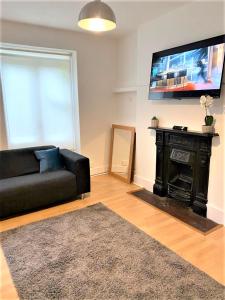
[148,126,219,138]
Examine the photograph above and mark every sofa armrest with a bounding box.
[60,149,90,195]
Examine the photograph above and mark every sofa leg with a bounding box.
[79,193,90,200]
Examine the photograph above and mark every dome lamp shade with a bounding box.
[78,0,116,32]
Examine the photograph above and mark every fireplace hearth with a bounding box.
[148,127,219,217]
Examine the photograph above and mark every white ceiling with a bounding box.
[1,1,189,37]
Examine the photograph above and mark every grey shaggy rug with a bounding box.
[1,203,224,300]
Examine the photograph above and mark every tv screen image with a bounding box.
[149,35,225,100]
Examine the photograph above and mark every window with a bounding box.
[0,45,80,150]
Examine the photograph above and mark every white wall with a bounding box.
[117,2,225,224]
[137,1,225,224]
[113,32,137,127]
[0,20,117,175]
[115,32,137,89]
[113,91,137,126]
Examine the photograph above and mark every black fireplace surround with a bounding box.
[148,127,219,217]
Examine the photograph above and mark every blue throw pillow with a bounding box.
[34,148,64,173]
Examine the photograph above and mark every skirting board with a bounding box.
[133,174,154,192]
[91,165,108,176]
[91,165,127,176]
[110,165,128,173]
[207,204,225,225]
[133,174,225,225]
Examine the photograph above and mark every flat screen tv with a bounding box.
[148,35,225,100]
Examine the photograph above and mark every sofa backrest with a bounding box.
[0,145,55,179]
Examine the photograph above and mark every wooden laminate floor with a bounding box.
[0,175,225,299]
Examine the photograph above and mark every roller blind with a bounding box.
[0,48,77,149]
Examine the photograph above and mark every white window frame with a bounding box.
[0,42,81,152]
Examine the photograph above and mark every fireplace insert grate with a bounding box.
[168,174,193,203]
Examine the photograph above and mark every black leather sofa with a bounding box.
[0,146,90,218]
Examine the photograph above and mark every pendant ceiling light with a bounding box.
[78,0,116,32]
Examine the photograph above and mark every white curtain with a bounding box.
[0,49,77,149]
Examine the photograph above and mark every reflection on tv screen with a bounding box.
[149,43,225,93]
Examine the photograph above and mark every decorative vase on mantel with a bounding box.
[202,125,214,133]
[151,116,159,128]
[200,95,215,134]
[202,115,215,133]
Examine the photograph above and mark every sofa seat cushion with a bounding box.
[0,170,77,218]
